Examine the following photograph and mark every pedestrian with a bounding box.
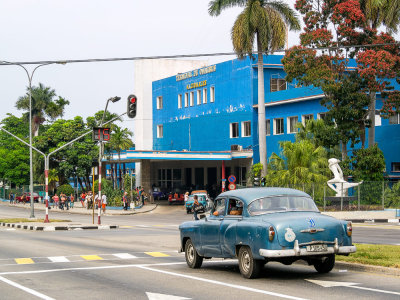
[60,193,66,210]
[184,191,189,209]
[101,193,107,214]
[70,193,75,209]
[9,192,14,204]
[140,187,145,206]
[123,191,128,210]
[21,193,27,205]
[52,194,59,208]
[192,195,204,221]
[80,192,86,208]
[85,192,92,209]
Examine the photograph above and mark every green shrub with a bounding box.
[56,184,74,195]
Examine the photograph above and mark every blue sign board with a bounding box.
[228,175,236,183]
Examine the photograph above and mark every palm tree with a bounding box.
[16,83,69,136]
[209,0,300,177]
[359,0,400,147]
[108,126,134,189]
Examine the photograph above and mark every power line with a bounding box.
[0,42,399,66]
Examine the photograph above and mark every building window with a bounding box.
[241,121,251,137]
[157,125,163,138]
[266,120,271,136]
[197,90,201,105]
[190,91,194,106]
[210,86,215,103]
[389,113,400,124]
[203,88,207,104]
[178,94,182,109]
[184,93,189,107]
[392,162,400,172]
[302,114,313,125]
[158,168,182,189]
[287,116,298,134]
[318,112,327,120]
[270,78,287,92]
[156,96,163,110]
[274,118,284,135]
[230,122,239,138]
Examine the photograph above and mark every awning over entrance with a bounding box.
[105,150,253,162]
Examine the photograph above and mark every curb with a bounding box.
[0,222,119,231]
[348,219,400,223]
[334,261,400,277]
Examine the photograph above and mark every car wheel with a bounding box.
[314,255,335,273]
[238,246,263,279]
[185,239,203,269]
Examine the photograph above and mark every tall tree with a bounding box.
[16,83,69,136]
[208,0,300,176]
[107,126,134,189]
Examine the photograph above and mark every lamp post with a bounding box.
[98,96,120,224]
[0,61,65,218]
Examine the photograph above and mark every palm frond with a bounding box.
[208,0,248,16]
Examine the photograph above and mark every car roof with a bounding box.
[191,190,207,195]
[217,187,311,204]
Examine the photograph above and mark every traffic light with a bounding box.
[127,94,137,118]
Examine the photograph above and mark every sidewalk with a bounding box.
[0,199,158,231]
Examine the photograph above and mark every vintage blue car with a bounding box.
[179,187,356,278]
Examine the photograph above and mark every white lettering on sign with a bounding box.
[176,65,216,81]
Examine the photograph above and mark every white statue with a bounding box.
[327,158,362,197]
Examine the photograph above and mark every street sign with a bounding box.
[92,127,111,142]
[228,175,236,183]
[228,183,236,190]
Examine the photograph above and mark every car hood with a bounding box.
[259,211,345,246]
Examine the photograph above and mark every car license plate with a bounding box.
[306,244,327,252]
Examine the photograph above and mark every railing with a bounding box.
[266,181,400,211]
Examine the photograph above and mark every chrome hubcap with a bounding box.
[241,251,250,273]
[187,244,194,263]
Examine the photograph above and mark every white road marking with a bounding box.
[113,253,137,259]
[307,279,400,296]
[137,265,308,300]
[146,292,190,300]
[0,275,54,300]
[48,256,70,263]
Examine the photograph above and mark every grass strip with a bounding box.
[0,218,71,223]
[336,243,400,268]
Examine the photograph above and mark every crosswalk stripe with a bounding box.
[145,252,170,257]
[81,255,103,261]
[15,258,34,264]
[48,256,70,263]
[113,253,137,259]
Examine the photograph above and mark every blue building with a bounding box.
[108,55,400,196]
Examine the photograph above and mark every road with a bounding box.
[0,203,400,299]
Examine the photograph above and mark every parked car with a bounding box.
[16,192,40,203]
[185,194,209,214]
[152,187,166,200]
[179,187,356,278]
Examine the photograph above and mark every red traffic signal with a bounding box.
[127,94,137,118]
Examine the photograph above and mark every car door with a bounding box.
[220,198,243,256]
[200,197,227,257]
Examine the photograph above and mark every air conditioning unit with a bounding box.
[231,144,241,151]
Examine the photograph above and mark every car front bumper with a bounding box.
[259,238,356,258]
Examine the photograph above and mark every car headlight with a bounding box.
[346,221,352,237]
[269,226,275,241]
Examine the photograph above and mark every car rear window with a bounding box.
[248,195,319,215]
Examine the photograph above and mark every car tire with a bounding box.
[185,239,203,269]
[314,255,335,273]
[238,246,263,279]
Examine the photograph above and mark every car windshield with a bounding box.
[248,195,319,216]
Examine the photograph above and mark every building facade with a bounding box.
[107,55,400,196]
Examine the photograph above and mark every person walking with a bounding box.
[123,192,128,210]
[184,192,189,210]
[80,192,86,208]
[9,192,14,204]
[101,193,107,214]
[192,195,204,221]
[70,193,75,209]
[52,194,59,209]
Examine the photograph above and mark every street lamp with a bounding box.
[98,96,121,224]
[0,60,65,218]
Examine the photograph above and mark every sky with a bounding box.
[0,0,299,128]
